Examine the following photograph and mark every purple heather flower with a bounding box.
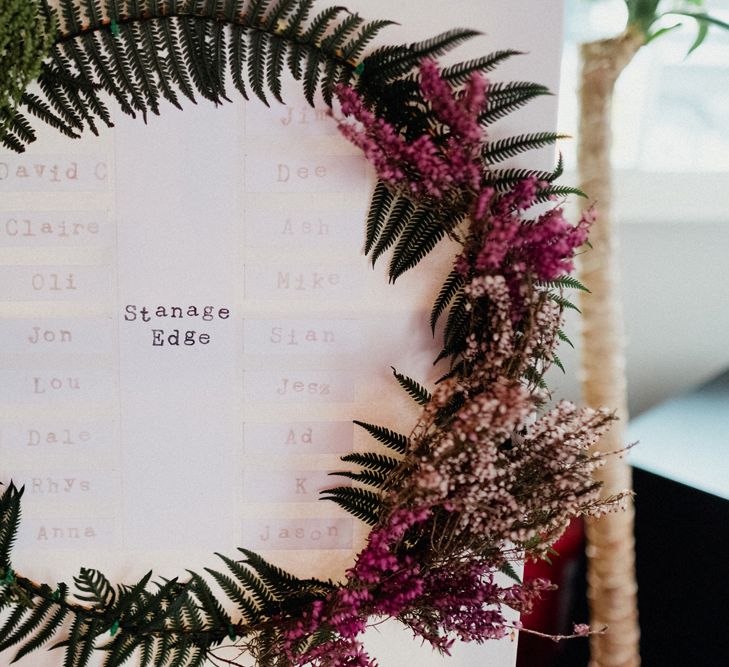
[335,61,485,199]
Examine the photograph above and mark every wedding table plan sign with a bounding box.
[0,1,615,666]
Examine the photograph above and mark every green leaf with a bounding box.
[627,0,662,30]
[645,22,682,44]
[342,20,395,62]
[0,605,30,648]
[657,10,729,34]
[687,17,710,56]
[204,567,258,623]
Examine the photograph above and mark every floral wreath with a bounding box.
[0,1,627,666]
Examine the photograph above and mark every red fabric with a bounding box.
[516,518,585,667]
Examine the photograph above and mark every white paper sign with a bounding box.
[0,1,564,665]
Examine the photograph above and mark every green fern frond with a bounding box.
[482,132,567,164]
[97,622,138,667]
[550,151,564,181]
[248,29,270,105]
[0,598,53,653]
[540,275,590,292]
[441,49,522,84]
[330,469,389,489]
[123,577,183,631]
[387,207,439,279]
[0,606,29,646]
[204,567,258,623]
[187,572,231,628]
[523,365,547,390]
[352,420,408,454]
[391,367,431,406]
[19,91,77,137]
[228,21,249,99]
[410,28,481,60]
[364,181,394,254]
[535,184,587,202]
[178,585,203,631]
[340,452,400,474]
[73,568,115,607]
[551,353,565,374]
[53,614,103,667]
[11,595,68,663]
[369,197,415,265]
[479,81,551,126]
[321,13,364,53]
[430,269,465,333]
[0,483,23,570]
[440,291,470,361]
[484,166,556,192]
[211,553,276,615]
[238,549,305,598]
[0,109,36,146]
[7,0,397,151]
[556,328,574,350]
[389,208,458,282]
[548,292,581,313]
[108,571,154,633]
[499,561,522,584]
[343,19,395,62]
[363,29,479,84]
[265,34,287,103]
[320,487,382,525]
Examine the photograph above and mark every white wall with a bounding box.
[549,219,729,418]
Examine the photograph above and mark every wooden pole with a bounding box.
[577,27,644,667]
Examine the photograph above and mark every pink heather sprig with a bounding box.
[419,59,486,144]
[279,506,553,666]
[455,176,594,320]
[335,61,485,198]
[470,176,593,283]
[409,374,618,555]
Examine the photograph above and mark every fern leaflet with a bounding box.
[391,367,431,406]
[320,487,382,525]
[352,420,408,455]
